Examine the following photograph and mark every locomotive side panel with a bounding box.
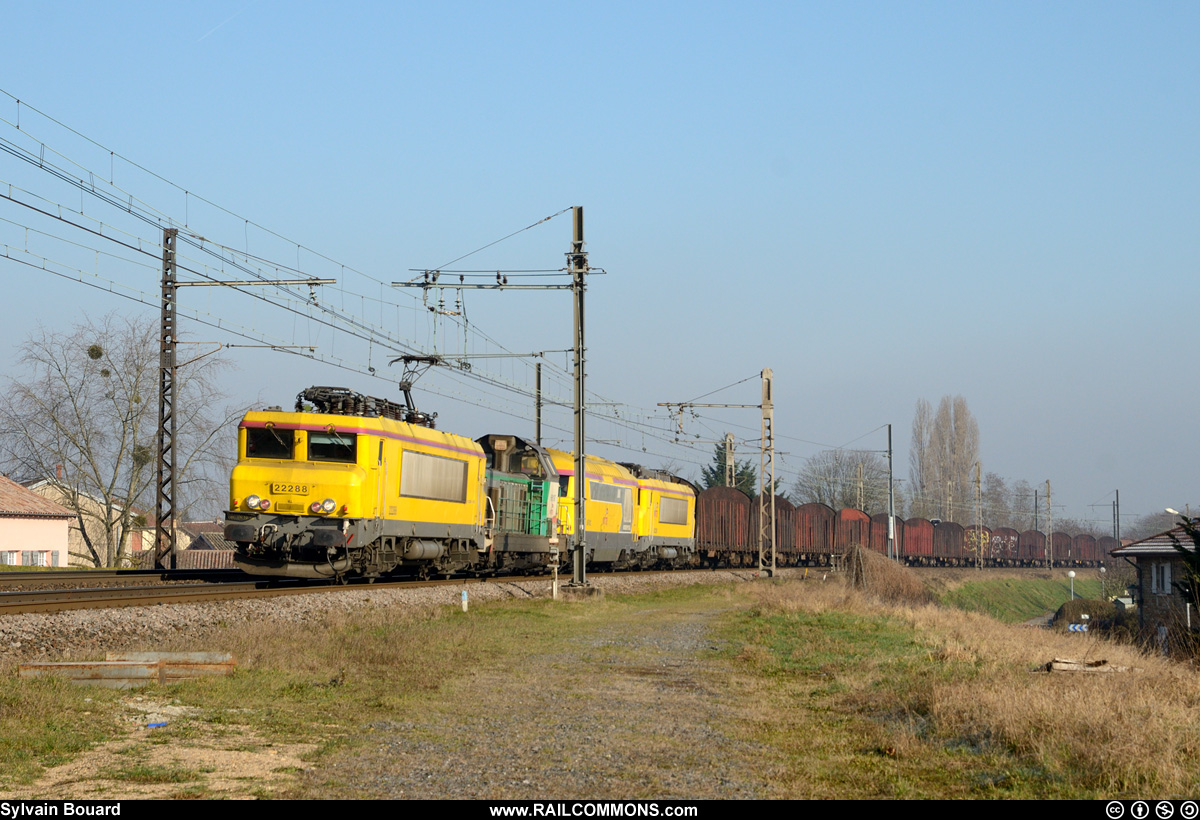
[545,450,638,564]
[633,476,696,567]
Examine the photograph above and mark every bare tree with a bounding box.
[909,395,979,522]
[0,314,238,567]
[1124,510,1193,542]
[1008,479,1036,531]
[982,472,1011,528]
[909,398,936,517]
[793,449,890,513]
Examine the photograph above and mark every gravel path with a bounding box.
[0,570,777,667]
[1,569,789,799]
[330,593,769,800]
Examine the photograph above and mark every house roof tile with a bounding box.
[0,476,72,518]
[1112,525,1198,557]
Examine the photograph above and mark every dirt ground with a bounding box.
[301,596,772,800]
[1,697,316,800]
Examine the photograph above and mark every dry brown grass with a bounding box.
[847,545,934,606]
[743,572,1200,796]
[900,602,1200,793]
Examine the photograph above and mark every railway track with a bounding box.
[0,568,250,589]
[0,573,536,615]
[0,568,726,616]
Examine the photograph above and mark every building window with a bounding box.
[1152,560,1173,594]
[0,552,17,565]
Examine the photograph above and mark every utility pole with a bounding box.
[659,369,776,574]
[856,462,864,511]
[886,424,895,561]
[156,227,335,570]
[759,369,775,577]
[724,433,735,487]
[569,206,588,587]
[1114,489,1120,543]
[392,208,592,586]
[975,462,982,570]
[1045,480,1053,568]
[535,362,542,446]
[156,229,178,570]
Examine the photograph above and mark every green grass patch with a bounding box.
[719,587,1097,799]
[0,680,120,786]
[110,764,200,784]
[2,575,1167,799]
[938,576,1103,623]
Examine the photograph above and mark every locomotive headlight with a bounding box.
[321,498,337,513]
[246,494,262,510]
[259,499,271,510]
[309,501,322,514]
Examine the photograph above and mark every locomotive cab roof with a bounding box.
[475,434,558,479]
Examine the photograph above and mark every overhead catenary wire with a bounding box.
[2,90,1106,514]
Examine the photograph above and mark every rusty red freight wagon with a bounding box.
[795,503,836,563]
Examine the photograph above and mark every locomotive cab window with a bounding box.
[246,427,294,460]
[309,431,357,463]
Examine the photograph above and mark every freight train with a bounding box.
[223,387,1110,581]
[223,387,696,580]
[695,489,1117,568]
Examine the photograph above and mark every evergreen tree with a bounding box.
[1170,516,1200,611]
[699,443,757,497]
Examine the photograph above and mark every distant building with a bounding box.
[0,475,72,567]
[26,480,154,567]
[1112,526,1198,651]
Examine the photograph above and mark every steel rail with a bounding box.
[0,567,725,616]
[0,568,251,588]
[0,574,511,615]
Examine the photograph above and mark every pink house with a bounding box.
[0,476,71,567]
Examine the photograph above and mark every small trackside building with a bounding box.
[0,476,71,567]
[1112,526,1196,650]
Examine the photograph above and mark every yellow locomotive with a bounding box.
[545,450,696,569]
[226,387,489,579]
[224,387,695,579]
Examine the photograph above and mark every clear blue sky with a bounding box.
[1,1,1197,530]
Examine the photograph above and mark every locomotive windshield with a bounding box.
[246,427,294,460]
[309,432,357,463]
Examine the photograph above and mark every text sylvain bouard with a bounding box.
[1,805,120,817]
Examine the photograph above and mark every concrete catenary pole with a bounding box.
[887,424,895,561]
[569,207,589,587]
[758,369,775,576]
